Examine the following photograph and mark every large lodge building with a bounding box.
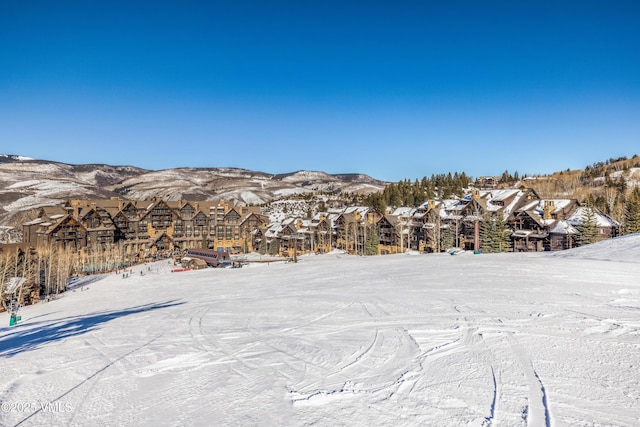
[22,198,269,260]
[21,189,622,261]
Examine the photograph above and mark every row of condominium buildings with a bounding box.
[21,187,621,260]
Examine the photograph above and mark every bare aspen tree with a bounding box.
[0,251,10,311]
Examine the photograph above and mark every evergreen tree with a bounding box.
[479,216,496,253]
[575,205,599,246]
[364,192,386,214]
[365,225,379,255]
[617,176,628,195]
[388,186,401,207]
[625,187,640,234]
[268,238,279,255]
[479,214,512,253]
[494,215,512,252]
[258,236,268,255]
[441,225,455,250]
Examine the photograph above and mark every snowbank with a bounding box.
[1,240,640,426]
[549,233,640,263]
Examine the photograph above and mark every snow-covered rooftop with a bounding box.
[566,207,621,227]
[549,220,578,235]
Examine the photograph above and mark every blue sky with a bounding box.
[1,1,639,182]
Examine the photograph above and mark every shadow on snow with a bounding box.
[0,300,184,358]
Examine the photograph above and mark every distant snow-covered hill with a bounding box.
[0,155,387,229]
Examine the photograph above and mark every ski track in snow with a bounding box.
[1,238,640,426]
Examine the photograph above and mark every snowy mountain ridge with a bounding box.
[0,155,387,228]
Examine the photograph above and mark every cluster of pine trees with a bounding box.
[479,214,512,253]
[498,170,522,184]
[625,186,640,234]
[364,172,472,213]
[580,155,640,180]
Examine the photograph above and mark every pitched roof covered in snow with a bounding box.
[567,207,621,228]
[550,220,578,235]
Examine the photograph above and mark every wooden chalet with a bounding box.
[408,200,442,252]
[509,199,579,251]
[308,213,333,253]
[475,176,498,189]
[548,220,578,251]
[240,211,270,252]
[265,218,303,257]
[334,207,377,254]
[376,215,401,254]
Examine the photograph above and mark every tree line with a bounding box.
[364,172,472,213]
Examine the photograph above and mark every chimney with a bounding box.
[543,200,555,220]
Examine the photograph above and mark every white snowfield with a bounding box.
[2,237,640,426]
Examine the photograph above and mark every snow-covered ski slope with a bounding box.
[2,236,640,426]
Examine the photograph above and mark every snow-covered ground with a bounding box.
[2,237,640,426]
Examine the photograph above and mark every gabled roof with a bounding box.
[459,188,540,220]
[46,215,87,235]
[391,207,413,218]
[439,199,465,219]
[343,206,370,215]
[484,188,521,202]
[380,215,398,227]
[150,231,173,246]
[240,212,268,226]
[519,199,575,215]
[80,207,101,219]
[550,220,578,235]
[567,207,621,227]
[517,209,548,228]
[265,221,299,238]
[40,206,67,218]
[23,218,44,226]
[264,223,283,238]
[224,207,242,218]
